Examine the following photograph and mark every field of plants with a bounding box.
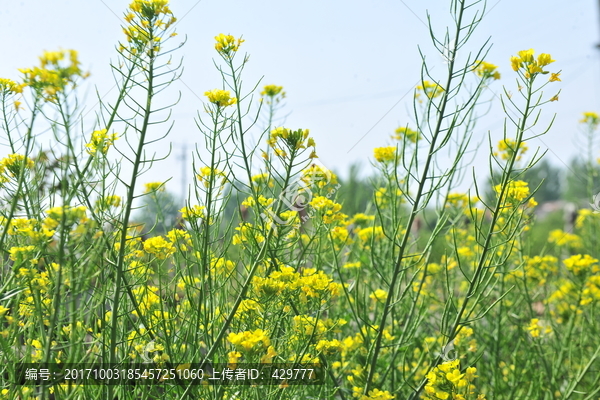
[1,0,600,399]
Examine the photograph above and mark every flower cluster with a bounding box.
[392,126,420,143]
[309,196,347,224]
[548,229,581,249]
[416,80,444,99]
[179,205,205,221]
[204,89,237,108]
[214,33,244,56]
[122,0,176,56]
[423,360,484,400]
[510,49,559,81]
[494,180,536,208]
[86,129,118,155]
[261,84,285,97]
[268,127,316,156]
[196,166,227,189]
[19,49,88,100]
[0,78,24,95]
[301,163,337,189]
[0,154,35,181]
[494,138,528,161]
[251,264,342,303]
[474,60,500,80]
[144,181,165,193]
[563,254,598,276]
[580,111,599,127]
[527,318,552,338]
[228,329,270,353]
[373,146,397,163]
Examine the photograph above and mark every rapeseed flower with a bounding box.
[548,229,582,249]
[580,111,599,127]
[261,84,285,97]
[204,89,237,107]
[215,33,244,56]
[95,195,121,210]
[227,329,270,353]
[527,318,552,338]
[301,163,337,188]
[269,127,314,152]
[416,80,444,99]
[494,180,536,208]
[370,289,388,302]
[197,166,227,188]
[359,388,395,400]
[563,254,598,276]
[494,138,528,161]
[474,60,500,80]
[0,77,24,94]
[309,196,346,224]
[19,49,88,100]
[180,205,205,220]
[144,181,165,193]
[232,222,265,246]
[86,129,118,155]
[143,236,175,259]
[510,49,557,79]
[393,126,420,143]
[1,153,34,177]
[373,146,397,163]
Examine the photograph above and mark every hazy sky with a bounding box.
[1,0,599,200]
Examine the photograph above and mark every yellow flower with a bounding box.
[204,89,237,107]
[196,166,227,188]
[342,261,361,269]
[19,49,88,100]
[232,222,265,246]
[0,154,35,177]
[393,126,420,143]
[143,236,175,259]
[548,229,582,248]
[309,196,346,224]
[251,173,274,188]
[370,289,388,302]
[214,33,244,55]
[86,129,118,155]
[563,254,598,275]
[227,329,270,352]
[510,56,521,72]
[510,49,557,79]
[358,226,384,244]
[96,195,121,210]
[144,182,165,193]
[416,80,444,99]
[373,146,397,163]
[474,60,500,80]
[517,49,535,63]
[494,180,536,208]
[527,318,551,338]
[549,72,561,82]
[261,84,285,97]
[360,388,395,400]
[179,205,205,221]
[494,138,528,161]
[537,53,555,67]
[269,127,313,151]
[580,111,599,126]
[0,77,24,94]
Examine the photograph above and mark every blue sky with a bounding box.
[1,0,599,200]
